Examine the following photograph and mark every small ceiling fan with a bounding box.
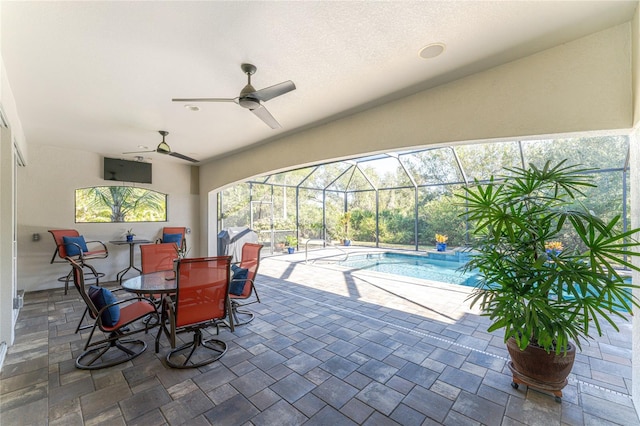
[124,131,198,163]
[172,63,296,129]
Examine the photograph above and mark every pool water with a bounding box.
[338,252,479,287]
[337,252,632,310]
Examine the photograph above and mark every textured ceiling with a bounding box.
[1,1,637,165]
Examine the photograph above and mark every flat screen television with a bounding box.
[103,157,152,184]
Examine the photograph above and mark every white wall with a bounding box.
[0,117,14,355]
[17,145,199,292]
[0,0,27,355]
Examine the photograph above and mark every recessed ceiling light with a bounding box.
[185,105,200,112]
[419,43,446,59]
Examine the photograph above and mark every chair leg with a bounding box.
[230,301,255,326]
[227,287,260,327]
[155,313,170,353]
[155,326,162,353]
[64,270,73,295]
[76,335,147,370]
[166,329,227,369]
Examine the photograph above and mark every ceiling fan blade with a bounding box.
[172,97,237,103]
[123,150,155,154]
[169,151,199,163]
[251,105,281,129]
[252,80,296,102]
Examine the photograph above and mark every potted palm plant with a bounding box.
[458,160,640,402]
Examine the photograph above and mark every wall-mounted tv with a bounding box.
[103,157,152,184]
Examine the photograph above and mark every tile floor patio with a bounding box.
[1,248,639,425]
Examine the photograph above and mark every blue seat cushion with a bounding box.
[63,235,89,256]
[230,264,249,295]
[163,233,183,245]
[88,286,120,326]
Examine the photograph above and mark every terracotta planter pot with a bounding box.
[506,337,575,402]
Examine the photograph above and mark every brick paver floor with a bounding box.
[1,248,638,425]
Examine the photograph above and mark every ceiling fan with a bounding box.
[173,63,296,129]
[124,130,198,163]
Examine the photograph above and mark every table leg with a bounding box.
[117,243,142,284]
[227,297,235,332]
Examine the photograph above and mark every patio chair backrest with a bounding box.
[68,258,99,320]
[140,243,178,274]
[49,229,81,259]
[161,227,187,251]
[174,256,232,328]
[235,243,263,298]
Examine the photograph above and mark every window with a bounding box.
[75,186,167,223]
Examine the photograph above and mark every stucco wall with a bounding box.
[17,145,199,292]
[0,0,25,350]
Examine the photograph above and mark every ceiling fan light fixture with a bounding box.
[123,130,198,163]
[238,96,261,109]
[157,141,171,154]
[419,42,446,59]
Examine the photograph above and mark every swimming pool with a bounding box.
[337,252,479,287]
[336,252,632,309]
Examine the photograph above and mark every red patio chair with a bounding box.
[68,257,157,370]
[140,242,178,274]
[157,226,187,253]
[48,229,109,295]
[140,242,178,303]
[155,256,232,368]
[228,243,263,327]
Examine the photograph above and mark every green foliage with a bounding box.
[339,211,352,239]
[76,186,166,223]
[458,160,640,354]
[350,209,377,242]
[379,209,413,244]
[219,183,250,227]
[284,235,298,246]
[418,193,467,246]
[456,142,523,181]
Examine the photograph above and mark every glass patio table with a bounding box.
[120,270,176,295]
[120,269,235,332]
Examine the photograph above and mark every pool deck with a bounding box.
[1,246,638,425]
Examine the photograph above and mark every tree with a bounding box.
[76,186,166,223]
[419,193,467,246]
